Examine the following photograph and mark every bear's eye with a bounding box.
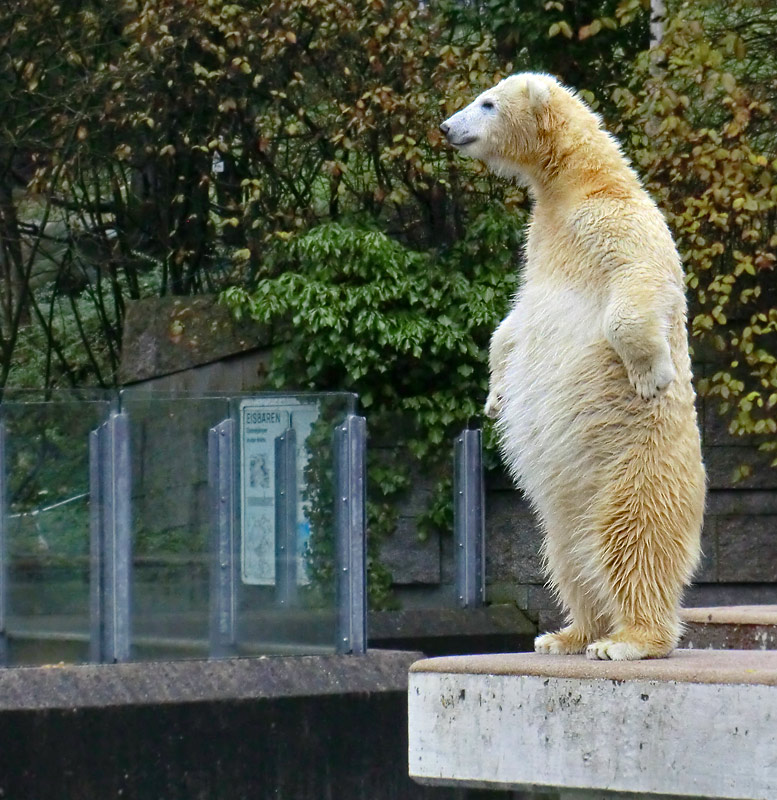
[481,100,495,111]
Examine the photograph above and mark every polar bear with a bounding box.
[441,73,705,660]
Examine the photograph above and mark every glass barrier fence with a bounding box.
[0,390,364,665]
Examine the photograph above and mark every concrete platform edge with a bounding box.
[0,649,422,711]
[408,664,777,799]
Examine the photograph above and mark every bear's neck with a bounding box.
[523,125,640,206]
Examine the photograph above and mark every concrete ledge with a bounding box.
[0,650,439,800]
[680,605,777,626]
[370,605,536,655]
[680,605,777,651]
[408,650,777,799]
[0,650,420,711]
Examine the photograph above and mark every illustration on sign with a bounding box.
[239,398,318,586]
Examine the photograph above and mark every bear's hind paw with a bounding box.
[534,629,588,655]
[586,639,646,661]
[585,637,672,661]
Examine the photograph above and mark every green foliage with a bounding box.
[226,215,522,445]
[293,400,399,611]
[224,213,524,605]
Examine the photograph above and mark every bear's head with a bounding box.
[440,73,596,185]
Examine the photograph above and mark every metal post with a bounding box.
[90,412,132,663]
[0,422,7,666]
[88,428,103,663]
[108,412,132,662]
[334,414,367,654]
[275,427,297,607]
[208,418,237,658]
[454,428,485,608]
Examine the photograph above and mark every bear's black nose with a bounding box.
[439,121,450,136]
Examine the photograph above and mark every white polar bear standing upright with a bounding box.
[441,73,706,661]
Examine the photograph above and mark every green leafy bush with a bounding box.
[224,212,525,604]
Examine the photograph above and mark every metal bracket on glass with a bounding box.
[0,422,7,666]
[334,414,367,654]
[89,412,132,663]
[275,427,298,607]
[208,418,238,658]
[454,427,485,608]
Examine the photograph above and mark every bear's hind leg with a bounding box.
[584,566,683,661]
[534,558,607,655]
[584,480,697,661]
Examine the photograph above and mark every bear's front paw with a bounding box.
[484,390,503,419]
[627,355,676,401]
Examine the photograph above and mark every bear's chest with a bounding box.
[512,280,602,369]
[500,280,614,495]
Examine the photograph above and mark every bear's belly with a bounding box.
[498,284,616,514]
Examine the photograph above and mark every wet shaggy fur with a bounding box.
[441,73,706,660]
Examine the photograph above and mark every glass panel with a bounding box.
[120,393,230,661]
[1,396,111,666]
[232,393,354,656]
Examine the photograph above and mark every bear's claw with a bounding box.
[484,391,502,419]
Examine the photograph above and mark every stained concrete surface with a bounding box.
[409,650,777,799]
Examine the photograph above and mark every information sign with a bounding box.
[239,397,318,585]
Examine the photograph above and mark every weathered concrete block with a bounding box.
[439,535,455,586]
[687,583,777,608]
[487,581,530,609]
[696,516,718,582]
[718,516,777,582]
[526,583,557,614]
[486,492,544,584]
[702,397,771,449]
[705,490,777,516]
[409,650,777,798]
[120,295,270,385]
[380,517,441,585]
[680,606,777,650]
[369,606,536,656]
[704,446,777,490]
[525,584,566,633]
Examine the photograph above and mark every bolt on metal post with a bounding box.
[334,414,367,654]
[208,418,238,658]
[454,428,485,608]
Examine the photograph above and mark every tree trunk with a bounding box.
[650,0,666,48]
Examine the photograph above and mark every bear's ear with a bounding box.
[524,75,552,109]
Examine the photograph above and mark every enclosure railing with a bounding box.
[0,389,486,666]
[0,390,365,665]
